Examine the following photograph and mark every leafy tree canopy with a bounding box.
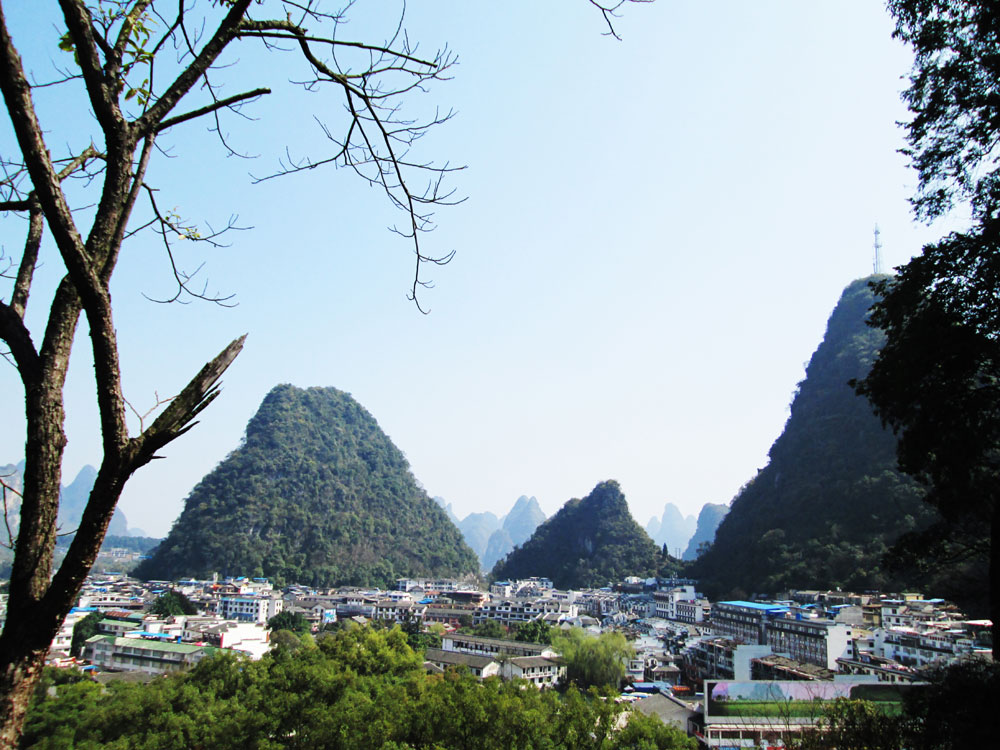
[148,590,199,617]
[267,611,310,635]
[515,619,552,645]
[69,613,101,659]
[858,0,1000,657]
[24,624,694,749]
[552,628,634,691]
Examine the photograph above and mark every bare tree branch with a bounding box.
[156,87,271,133]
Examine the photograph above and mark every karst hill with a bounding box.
[135,385,479,586]
[690,277,936,598]
[490,480,682,589]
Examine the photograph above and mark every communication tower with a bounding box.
[873,224,883,274]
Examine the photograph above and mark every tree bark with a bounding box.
[992,501,999,662]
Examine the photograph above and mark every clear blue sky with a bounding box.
[0,1,967,536]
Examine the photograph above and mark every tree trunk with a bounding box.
[992,502,999,662]
[0,612,63,749]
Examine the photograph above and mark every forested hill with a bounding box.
[490,480,682,589]
[134,385,479,586]
[689,277,935,598]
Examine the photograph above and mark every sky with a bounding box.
[0,1,970,537]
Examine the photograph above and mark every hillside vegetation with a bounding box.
[690,278,936,598]
[491,480,682,589]
[135,385,478,586]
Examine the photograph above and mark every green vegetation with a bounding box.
[552,628,634,691]
[23,626,693,750]
[148,590,199,617]
[855,0,1000,658]
[799,699,911,750]
[466,620,507,639]
[514,620,552,644]
[690,278,937,600]
[69,614,101,659]
[491,480,684,589]
[134,385,479,587]
[800,661,998,749]
[267,611,310,635]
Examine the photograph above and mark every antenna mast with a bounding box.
[873,225,883,274]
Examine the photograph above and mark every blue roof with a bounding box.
[720,600,789,612]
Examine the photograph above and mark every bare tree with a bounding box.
[0,1,650,745]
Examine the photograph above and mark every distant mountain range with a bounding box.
[5,277,946,600]
[690,277,936,598]
[0,461,129,538]
[645,503,697,557]
[435,496,547,572]
[682,503,728,561]
[134,385,479,586]
[490,480,682,589]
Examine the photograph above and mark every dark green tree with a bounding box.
[21,626,695,750]
[267,611,309,635]
[472,620,507,640]
[888,0,1000,222]
[514,619,552,645]
[148,590,199,617]
[857,0,1000,657]
[69,612,101,658]
[799,698,912,750]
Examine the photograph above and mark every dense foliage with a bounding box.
[490,481,683,589]
[69,614,101,659]
[148,591,199,617]
[690,278,937,600]
[888,0,1000,222]
[515,620,553,645]
[552,629,634,691]
[23,627,693,750]
[799,660,997,749]
[267,611,310,635]
[858,0,1000,658]
[134,385,478,587]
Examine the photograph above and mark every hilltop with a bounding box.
[490,480,681,589]
[690,277,936,597]
[135,385,479,586]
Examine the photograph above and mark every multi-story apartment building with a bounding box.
[675,598,709,624]
[653,585,708,623]
[218,594,283,623]
[874,625,982,668]
[765,618,855,671]
[683,637,738,683]
[84,635,217,674]
[373,599,426,624]
[183,620,270,659]
[711,601,855,671]
[440,633,557,659]
[711,601,789,643]
[473,598,576,627]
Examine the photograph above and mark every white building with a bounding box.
[218,595,282,624]
[84,635,217,674]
